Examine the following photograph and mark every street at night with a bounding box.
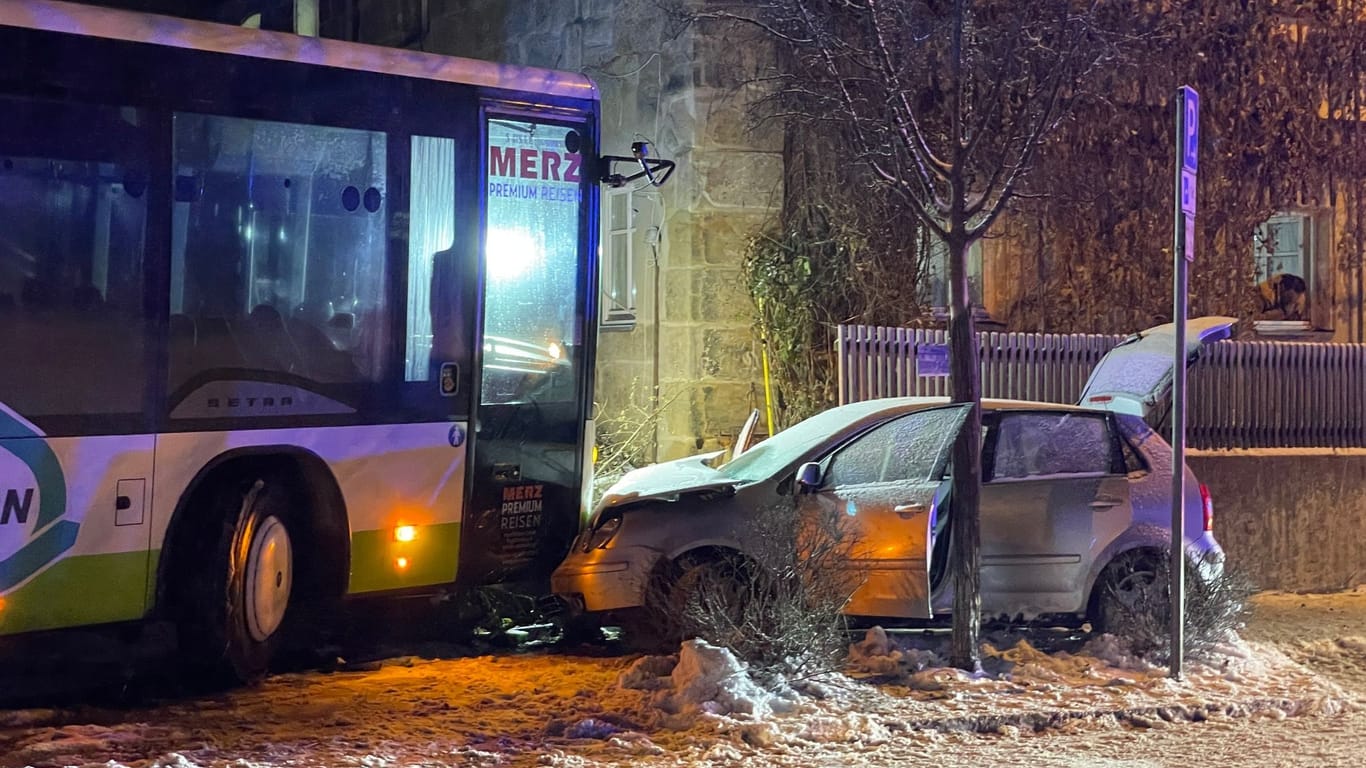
[5,2,1366,765]
[1,589,1362,767]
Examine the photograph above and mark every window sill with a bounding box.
[1253,320,1312,336]
[1252,320,1335,341]
[929,306,995,324]
[600,314,637,332]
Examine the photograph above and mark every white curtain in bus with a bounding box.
[407,136,456,381]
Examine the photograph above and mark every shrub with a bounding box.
[643,502,867,681]
[1093,550,1256,662]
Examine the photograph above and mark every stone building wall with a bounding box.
[418,0,776,461]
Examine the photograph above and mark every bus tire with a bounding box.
[178,476,297,685]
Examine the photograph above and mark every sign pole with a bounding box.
[1171,85,1198,680]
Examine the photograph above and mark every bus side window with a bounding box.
[406,136,463,385]
[169,113,390,393]
[0,94,150,428]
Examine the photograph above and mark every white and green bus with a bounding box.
[0,0,659,681]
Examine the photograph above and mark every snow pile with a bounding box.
[619,639,800,721]
[1078,632,1163,672]
[788,711,896,746]
[564,718,621,739]
[617,653,677,692]
[6,722,183,763]
[846,626,944,677]
[835,625,1356,728]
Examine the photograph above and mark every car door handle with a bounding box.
[1090,496,1123,509]
[894,503,928,518]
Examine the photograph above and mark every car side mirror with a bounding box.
[795,462,823,493]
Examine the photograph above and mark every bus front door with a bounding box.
[460,115,594,588]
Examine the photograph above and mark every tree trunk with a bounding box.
[946,231,983,671]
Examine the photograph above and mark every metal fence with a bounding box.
[836,324,1366,449]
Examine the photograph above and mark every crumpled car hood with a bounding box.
[597,450,734,512]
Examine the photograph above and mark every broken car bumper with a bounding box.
[550,544,660,613]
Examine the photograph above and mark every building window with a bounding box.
[923,236,984,311]
[1253,212,1311,324]
[601,187,636,330]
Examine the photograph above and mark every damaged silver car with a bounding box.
[552,318,1233,631]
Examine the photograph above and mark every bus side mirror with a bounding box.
[795,462,823,494]
[597,140,675,188]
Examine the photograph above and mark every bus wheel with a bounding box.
[179,477,296,685]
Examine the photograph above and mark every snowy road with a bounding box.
[2,589,1363,768]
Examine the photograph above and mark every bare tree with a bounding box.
[691,0,1118,669]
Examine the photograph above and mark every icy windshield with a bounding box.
[717,400,916,485]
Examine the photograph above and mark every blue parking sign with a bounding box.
[1181,86,1199,172]
[917,344,949,377]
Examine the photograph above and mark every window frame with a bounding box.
[1252,208,1331,333]
[0,93,157,437]
[923,235,987,317]
[600,184,637,330]
[821,406,965,488]
[982,410,1124,483]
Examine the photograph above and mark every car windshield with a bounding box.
[717,400,903,484]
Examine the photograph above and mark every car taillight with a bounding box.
[1199,483,1214,532]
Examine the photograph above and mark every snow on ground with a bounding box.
[2,590,1363,768]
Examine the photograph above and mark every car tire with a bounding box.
[616,552,761,651]
[671,555,749,621]
[1091,548,1165,636]
[177,477,297,685]
[668,552,772,646]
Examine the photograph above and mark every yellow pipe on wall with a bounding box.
[758,303,777,438]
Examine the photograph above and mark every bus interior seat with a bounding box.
[72,284,104,312]
[288,314,359,382]
[247,303,306,375]
[193,316,245,371]
[325,311,355,349]
[20,277,55,311]
[168,313,196,387]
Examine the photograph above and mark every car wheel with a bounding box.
[178,477,297,684]
[668,552,772,647]
[1091,548,1165,636]
[614,552,763,651]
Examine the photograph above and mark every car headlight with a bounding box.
[581,514,622,551]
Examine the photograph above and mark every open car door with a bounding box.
[796,404,970,619]
[1079,316,1236,427]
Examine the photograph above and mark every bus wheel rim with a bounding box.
[245,515,293,642]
